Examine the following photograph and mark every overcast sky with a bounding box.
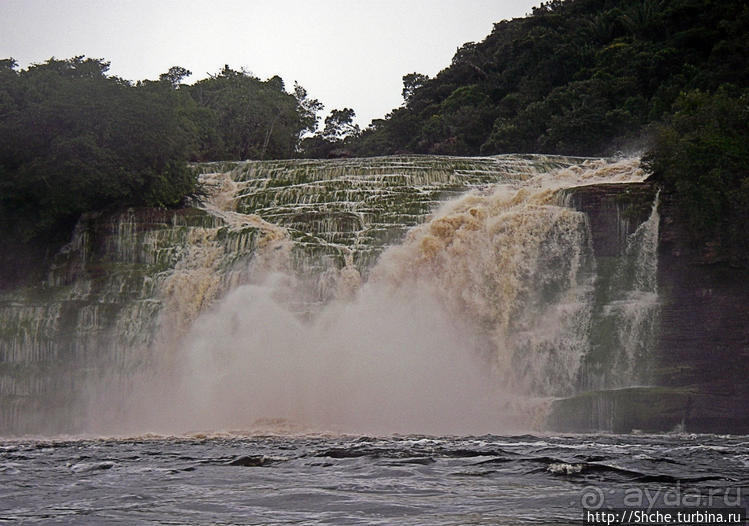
[1,0,540,127]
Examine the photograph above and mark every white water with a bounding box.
[0,155,661,436]
[607,191,660,384]
[79,156,657,436]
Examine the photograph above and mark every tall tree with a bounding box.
[323,108,360,141]
[159,66,192,89]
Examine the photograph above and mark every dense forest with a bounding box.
[1,0,748,282]
[0,58,322,283]
[338,0,748,157]
[313,0,749,264]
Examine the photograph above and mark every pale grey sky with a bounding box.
[0,0,540,127]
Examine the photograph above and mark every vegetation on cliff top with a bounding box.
[644,87,749,264]
[1,0,748,281]
[314,0,748,263]
[0,58,323,285]
[339,0,748,159]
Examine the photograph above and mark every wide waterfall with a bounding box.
[0,155,660,436]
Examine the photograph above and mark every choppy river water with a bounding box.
[1,432,747,525]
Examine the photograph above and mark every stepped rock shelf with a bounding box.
[1,155,746,435]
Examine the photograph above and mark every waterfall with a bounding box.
[577,190,661,391]
[0,155,660,435]
[606,191,660,385]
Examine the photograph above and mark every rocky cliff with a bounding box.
[1,155,746,435]
[549,184,749,433]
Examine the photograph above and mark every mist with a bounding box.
[85,270,512,436]
[80,157,648,437]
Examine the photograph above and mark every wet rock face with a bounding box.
[559,183,661,393]
[0,207,238,434]
[654,191,749,433]
[5,155,579,435]
[561,183,657,258]
[546,387,692,434]
[3,156,746,435]
[551,184,749,434]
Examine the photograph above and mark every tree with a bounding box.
[347,0,749,159]
[0,55,328,285]
[323,108,360,140]
[185,66,318,160]
[159,66,192,89]
[294,81,324,137]
[402,73,429,103]
[0,56,197,247]
[644,86,749,263]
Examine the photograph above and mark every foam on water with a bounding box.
[82,156,657,435]
[0,155,660,436]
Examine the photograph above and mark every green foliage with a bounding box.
[345,0,748,158]
[0,56,324,285]
[293,82,324,137]
[329,0,748,259]
[0,57,197,244]
[159,66,192,89]
[401,73,429,103]
[643,87,749,263]
[323,108,360,141]
[298,108,361,158]
[187,66,316,160]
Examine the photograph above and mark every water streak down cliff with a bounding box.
[0,155,681,435]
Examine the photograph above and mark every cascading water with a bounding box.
[0,155,661,436]
[603,192,660,385]
[573,190,661,392]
